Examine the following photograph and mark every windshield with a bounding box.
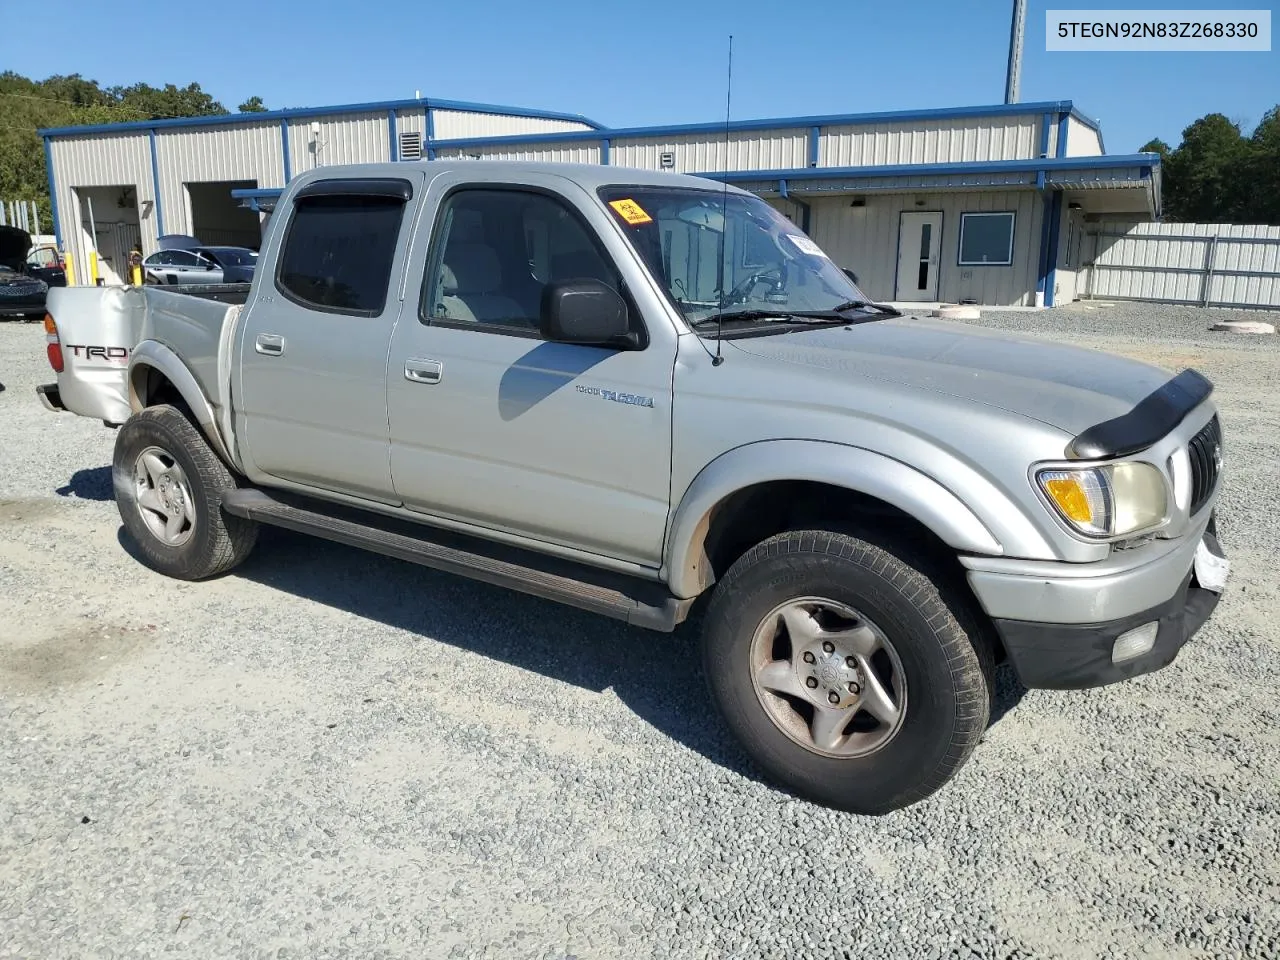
[599,186,870,326]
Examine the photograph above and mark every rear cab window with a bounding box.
[275,178,413,317]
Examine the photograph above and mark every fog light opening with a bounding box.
[1112,621,1159,664]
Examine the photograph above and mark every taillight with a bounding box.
[44,313,64,373]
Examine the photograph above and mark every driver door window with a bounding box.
[421,189,629,337]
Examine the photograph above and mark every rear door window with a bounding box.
[276,195,407,316]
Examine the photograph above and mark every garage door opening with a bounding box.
[74,185,143,285]
[187,180,262,250]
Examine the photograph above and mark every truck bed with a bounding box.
[41,283,248,424]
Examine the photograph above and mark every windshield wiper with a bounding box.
[689,310,850,329]
[826,299,902,317]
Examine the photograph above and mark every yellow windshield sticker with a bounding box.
[608,198,653,225]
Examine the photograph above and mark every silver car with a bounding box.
[143,247,225,285]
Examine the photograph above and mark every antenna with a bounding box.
[711,35,733,367]
[1005,0,1027,104]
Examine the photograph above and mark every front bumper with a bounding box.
[985,520,1226,689]
[0,298,46,316]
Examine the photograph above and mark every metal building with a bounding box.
[39,97,600,285]
[41,98,1158,306]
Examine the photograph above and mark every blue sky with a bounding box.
[9,0,1277,152]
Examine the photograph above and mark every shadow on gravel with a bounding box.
[56,466,114,501]
[989,663,1027,727]
[115,522,1031,796]
[231,526,760,779]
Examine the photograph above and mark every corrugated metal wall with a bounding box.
[287,111,390,176]
[1082,221,1280,308]
[808,190,1044,306]
[396,109,426,138]
[433,142,603,164]
[818,116,1039,167]
[48,134,156,279]
[1065,118,1103,157]
[431,111,593,138]
[611,131,807,173]
[47,106,592,280]
[156,122,285,236]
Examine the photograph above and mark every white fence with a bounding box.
[0,199,42,235]
[1080,221,1280,310]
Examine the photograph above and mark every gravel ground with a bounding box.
[1,301,1278,960]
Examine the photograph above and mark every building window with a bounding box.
[958,212,1015,266]
[276,195,406,315]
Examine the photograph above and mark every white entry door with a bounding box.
[896,211,942,301]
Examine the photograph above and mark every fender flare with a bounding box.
[128,340,237,469]
[662,439,1010,600]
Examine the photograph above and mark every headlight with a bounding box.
[1035,462,1168,538]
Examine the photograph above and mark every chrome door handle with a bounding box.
[404,358,442,384]
[255,333,285,356]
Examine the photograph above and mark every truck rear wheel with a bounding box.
[112,405,257,580]
[702,529,992,814]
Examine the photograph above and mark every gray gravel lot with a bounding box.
[2,300,1278,959]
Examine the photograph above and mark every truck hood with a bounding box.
[727,314,1175,436]
[0,225,32,272]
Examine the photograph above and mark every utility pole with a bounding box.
[1005,0,1027,104]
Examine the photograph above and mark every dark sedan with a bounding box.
[0,226,52,320]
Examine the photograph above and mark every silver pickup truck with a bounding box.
[37,161,1229,813]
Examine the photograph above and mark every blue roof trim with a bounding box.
[148,129,165,237]
[225,154,1159,201]
[42,136,61,246]
[280,118,292,181]
[38,95,603,138]
[699,154,1162,182]
[428,100,1081,150]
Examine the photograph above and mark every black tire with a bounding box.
[702,529,993,814]
[112,404,257,580]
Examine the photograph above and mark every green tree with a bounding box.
[1139,137,1171,160]
[109,81,226,120]
[1161,114,1248,222]
[1242,106,1280,225]
[237,96,268,113]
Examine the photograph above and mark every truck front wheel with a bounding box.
[702,529,993,814]
[112,405,257,580]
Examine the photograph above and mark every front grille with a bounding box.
[1188,415,1222,515]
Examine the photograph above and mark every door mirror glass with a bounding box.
[540,279,631,346]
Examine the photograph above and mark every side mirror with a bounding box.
[842,267,859,285]
[540,279,633,347]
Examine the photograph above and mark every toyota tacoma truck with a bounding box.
[36,161,1229,814]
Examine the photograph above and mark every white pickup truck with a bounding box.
[37,160,1228,813]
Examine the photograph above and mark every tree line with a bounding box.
[0,71,268,232]
[1141,106,1280,225]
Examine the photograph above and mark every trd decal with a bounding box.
[575,384,655,408]
[65,345,130,363]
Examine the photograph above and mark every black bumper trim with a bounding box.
[993,530,1225,690]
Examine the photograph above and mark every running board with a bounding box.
[220,489,689,632]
